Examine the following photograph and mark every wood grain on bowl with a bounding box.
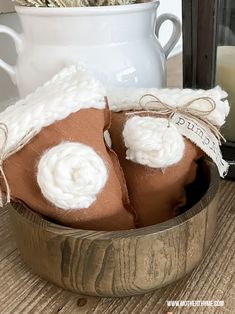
[9,159,220,297]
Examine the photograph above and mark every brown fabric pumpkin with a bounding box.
[3,108,136,231]
[109,111,204,227]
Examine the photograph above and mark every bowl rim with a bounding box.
[10,159,220,239]
[15,1,160,16]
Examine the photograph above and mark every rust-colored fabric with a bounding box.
[110,112,204,227]
[3,108,135,231]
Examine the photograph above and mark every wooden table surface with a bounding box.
[0,55,234,314]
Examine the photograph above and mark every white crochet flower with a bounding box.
[37,142,108,210]
[123,116,185,168]
[104,130,112,148]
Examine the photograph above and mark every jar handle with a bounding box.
[155,13,181,58]
[0,25,22,84]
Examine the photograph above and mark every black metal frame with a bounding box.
[182,0,235,179]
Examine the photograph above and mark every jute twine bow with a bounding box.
[0,123,11,206]
[0,123,36,206]
[126,94,226,143]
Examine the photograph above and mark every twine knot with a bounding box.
[0,124,36,207]
[126,94,225,143]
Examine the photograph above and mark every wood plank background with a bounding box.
[0,55,234,313]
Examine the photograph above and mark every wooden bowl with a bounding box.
[9,159,220,297]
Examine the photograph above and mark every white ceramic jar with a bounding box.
[0,1,181,97]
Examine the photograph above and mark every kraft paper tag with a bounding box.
[172,113,229,177]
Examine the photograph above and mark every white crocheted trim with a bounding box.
[107,86,229,127]
[123,116,185,168]
[37,142,108,210]
[0,65,106,156]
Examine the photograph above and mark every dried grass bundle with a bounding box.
[14,0,137,7]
